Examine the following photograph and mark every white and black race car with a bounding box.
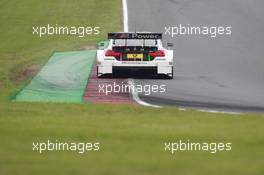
[97,32,174,78]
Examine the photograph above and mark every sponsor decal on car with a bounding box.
[121,61,149,64]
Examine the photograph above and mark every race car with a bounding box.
[96,32,174,78]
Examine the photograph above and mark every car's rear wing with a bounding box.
[108,33,162,40]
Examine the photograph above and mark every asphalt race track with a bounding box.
[127,0,264,112]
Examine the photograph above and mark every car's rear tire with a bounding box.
[167,67,174,79]
[97,66,102,78]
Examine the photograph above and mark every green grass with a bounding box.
[0,0,121,87]
[0,0,264,175]
[1,103,264,175]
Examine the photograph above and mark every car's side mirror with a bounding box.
[167,43,174,47]
[98,42,106,50]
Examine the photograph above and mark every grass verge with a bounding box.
[1,103,264,175]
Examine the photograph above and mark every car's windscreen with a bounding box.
[113,39,157,46]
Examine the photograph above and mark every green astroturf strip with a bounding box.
[15,50,96,103]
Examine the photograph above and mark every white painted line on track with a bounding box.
[197,109,241,115]
[123,0,162,108]
[128,79,161,108]
[122,0,129,32]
